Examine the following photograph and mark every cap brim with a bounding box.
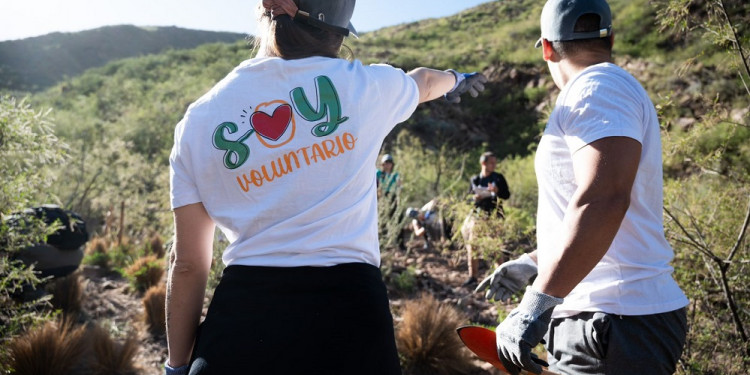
[347,22,358,38]
[534,37,542,48]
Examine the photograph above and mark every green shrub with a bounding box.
[0,96,66,371]
[123,255,164,293]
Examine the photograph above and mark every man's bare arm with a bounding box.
[533,136,641,297]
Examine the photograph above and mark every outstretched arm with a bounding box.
[407,68,487,103]
[166,202,215,369]
[407,68,457,103]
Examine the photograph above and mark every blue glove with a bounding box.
[496,287,563,375]
[165,360,189,375]
[475,253,538,301]
[444,70,487,103]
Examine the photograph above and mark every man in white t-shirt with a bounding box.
[476,1,689,374]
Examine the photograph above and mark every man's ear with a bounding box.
[542,39,557,62]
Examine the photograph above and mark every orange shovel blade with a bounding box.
[456,325,560,375]
[456,325,508,371]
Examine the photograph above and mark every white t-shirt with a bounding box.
[170,56,419,267]
[535,63,688,317]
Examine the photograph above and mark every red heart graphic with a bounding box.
[250,104,292,141]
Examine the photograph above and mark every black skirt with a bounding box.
[188,263,402,375]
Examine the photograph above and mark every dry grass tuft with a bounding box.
[142,284,166,335]
[85,236,110,268]
[145,233,165,259]
[49,271,84,316]
[124,255,164,293]
[8,319,88,374]
[86,324,140,375]
[86,236,109,256]
[396,293,475,375]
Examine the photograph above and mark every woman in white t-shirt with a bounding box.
[164,1,486,374]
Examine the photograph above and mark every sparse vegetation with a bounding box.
[86,323,140,375]
[7,319,88,375]
[123,255,164,293]
[142,284,166,336]
[396,293,474,375]
[83,237,110,268]
[49,271,84,316]
[145,233,165,259]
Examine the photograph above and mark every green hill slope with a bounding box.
[27,0,749,163]
[0,25,247,91]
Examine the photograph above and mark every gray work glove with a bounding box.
[444,70,487,103]
[496,287,563,375]
[475,253,538,302]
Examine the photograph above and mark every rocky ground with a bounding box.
[75,236,513,375]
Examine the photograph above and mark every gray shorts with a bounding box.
[544,308,687,375]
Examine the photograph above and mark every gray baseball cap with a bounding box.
[534,0,612,48]
[295,0,358,37]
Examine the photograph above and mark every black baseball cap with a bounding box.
[294,0,358,37]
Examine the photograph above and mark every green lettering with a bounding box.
[290,76,349,137]
[213,122,254,169]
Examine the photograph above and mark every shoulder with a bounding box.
[565,63,644,103]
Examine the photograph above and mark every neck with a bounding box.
[481,169,491,177]
[557,53,612,88]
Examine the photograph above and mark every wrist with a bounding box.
[519,287,563,318]
[445,69,463,92]
[517,253,537,268]
[165,360,189,375]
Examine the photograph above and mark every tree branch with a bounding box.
[726,195,750,263]
[717,0,750,98]
[664,207,723,263]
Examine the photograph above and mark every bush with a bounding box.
[7,319,88,374]
[83,237,110,268]
[145,233,165,259]
[142,284,166,335]
[664,174,749,374]
[0,96,66,370]
[123,255,164,293]
[6,318,143,375]
[49,271,84,316]
[86,324,140,375]
[396,293,475,375]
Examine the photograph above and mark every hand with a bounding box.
[475,253,538,301]
[488,182,498,194]
[496,288,563,375]
[445,70,487,103]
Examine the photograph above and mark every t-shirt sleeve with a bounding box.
[368,64,420,125]
[169,118,201,210]
[495,174,511,199]
[560,73,644,152]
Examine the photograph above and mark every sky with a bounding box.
[0,0,492,42]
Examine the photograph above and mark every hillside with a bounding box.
[3,1,749,374]
[0,25,247,91]
[26,0,749,163]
